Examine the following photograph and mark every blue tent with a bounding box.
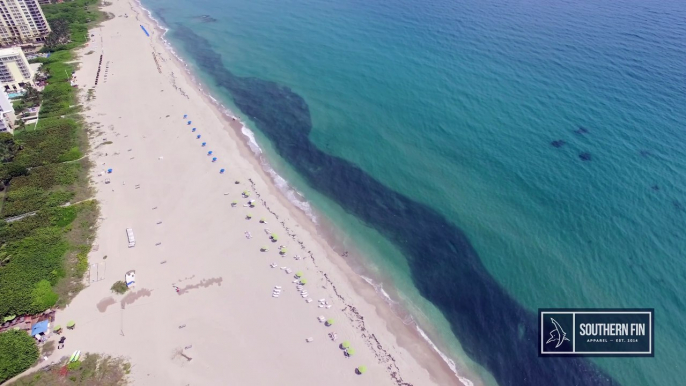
[31,320,49,336]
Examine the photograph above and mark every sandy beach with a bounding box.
[33,1,467,385]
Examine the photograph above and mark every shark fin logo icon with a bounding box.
[546,318,570,348]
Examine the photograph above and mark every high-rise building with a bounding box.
[0,46,33,90]
[0,0,51,46]
[0,90,14,132]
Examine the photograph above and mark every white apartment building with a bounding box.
[0,46,33,90]
[0,90,14,132]
[0,0,51,46]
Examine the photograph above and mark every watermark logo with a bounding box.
[539,309,653,357]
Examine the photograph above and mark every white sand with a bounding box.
[44,0,463,384]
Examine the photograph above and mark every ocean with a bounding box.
[139,0,686,384]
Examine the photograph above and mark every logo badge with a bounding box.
[539,309,653,357]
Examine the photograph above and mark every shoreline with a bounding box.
[135,2,483,385]
[136,4,481,386]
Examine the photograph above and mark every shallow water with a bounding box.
[141,0,686,384]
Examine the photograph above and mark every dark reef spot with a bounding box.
[550,140,566,148]
[639,150,651,157]
[579,152,591,161]
[575,126,589,134]
[651,185,660,191]
[673,201,684,211]
[196,15,217,22]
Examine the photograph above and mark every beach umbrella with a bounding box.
[201,141,206,146]
[260,247,268,252]
[220,169,225,174]
[246,213,252,219]
[295,272,303,278]
[212,157,217,162]
[53,325,61,332]
[197,135,201,139]
[187,121,191,125]
[243,191,250,197]
[259,218,266,223]
[208,151,213,155]
[357,366,367,374]
[67,321,75,329]
[271,234,278,240]
[231,201,237,206]
[107,169,112,173]
[346,348,355,356]
[300,279,307,285]
[280,248,287,254]
[326,319,334,326]
[341,341,351,349]
[183,114,187,118]
[192,128,196,132]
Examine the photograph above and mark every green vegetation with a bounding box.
[8,353,130,386]
[0,330,40,383]
[0,0,103,320]
[110,281,128,295]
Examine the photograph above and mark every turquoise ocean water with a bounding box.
[139,0,686,384]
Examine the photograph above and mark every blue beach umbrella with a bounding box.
[187,121,191,125]
[192,128,196,132]
[107,168,112,173]
[208,151,213,155]
[212,157,217,162]
[201,142,206,146]
[197,135,201,139]
[220,169,225,174]
[183,114,187,118]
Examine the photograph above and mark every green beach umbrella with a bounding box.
[295,272,303,278]
[346,348,356,356]
[341,341,351,349]
[357,366,367,374]
[246,214,252,219]
[53,325,61,332]
[300,279,307,285]
[326,319,334,326]
[271,234,278,241]
[67,321,75,328]
[260,218,266,223]
[280,248,287,254]
[243,191,250,197]
[261,246,268,252]
[231,201,237,206]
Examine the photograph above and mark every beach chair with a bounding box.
[306,337,314,343]
[318,299,326,303]
[306,299,313,303]
[318,316,326,322]
[292,280,300,283]
[318,305,326,308]
[274,286,282,289]
[285,269,293,274]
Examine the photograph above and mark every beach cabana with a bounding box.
[31,320,49,337]
[125,270,136,288]
[357,366,367,374]
[67,320,76,330]
[326,319,334,326]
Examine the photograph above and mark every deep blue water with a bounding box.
[141,0,686,384]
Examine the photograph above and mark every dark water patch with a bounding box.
[575,126,589,134]
[651,185,660,191]
[579,152,592,161]
[550,140,566,148]
[193,15,217,23]
[171,25,618,386]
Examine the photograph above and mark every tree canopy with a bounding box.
[0,330,39,383]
